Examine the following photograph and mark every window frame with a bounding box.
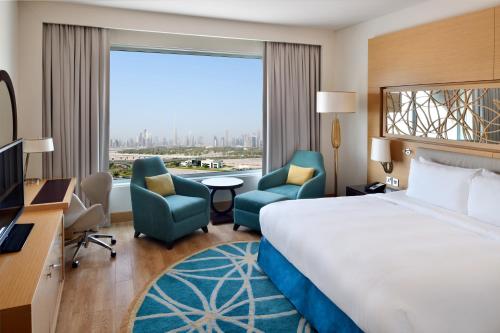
[108,46,264,181]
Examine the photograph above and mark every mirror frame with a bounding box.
[0,70,17,141]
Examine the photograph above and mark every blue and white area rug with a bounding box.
[129,241,313,332]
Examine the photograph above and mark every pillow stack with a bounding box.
[406,157,479,214]
[406,156,500,226]
[467,169,500,227]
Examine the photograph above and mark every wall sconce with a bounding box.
[371,137,393,173]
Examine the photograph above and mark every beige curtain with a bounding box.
[264,42,321,172]
[42,24,109,190]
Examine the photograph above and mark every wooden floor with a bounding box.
[55,222,260,333]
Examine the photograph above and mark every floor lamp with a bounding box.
[317,91,356,197]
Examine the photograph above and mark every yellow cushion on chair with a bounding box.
[286,164,315,186]
[145,173,176,196]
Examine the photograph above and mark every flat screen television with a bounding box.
[0,140,24,247]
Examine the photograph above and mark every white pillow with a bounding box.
[407,158,479,213]
[418,156,435,164]
[468,171,500,226]
[481,169,500,178]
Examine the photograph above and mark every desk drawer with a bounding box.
[32,220,64,333]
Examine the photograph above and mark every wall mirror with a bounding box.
[383,83,500,146]
[0,70,17,148]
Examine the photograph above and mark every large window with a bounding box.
[109,50,263,179]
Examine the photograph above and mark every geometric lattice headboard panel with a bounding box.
[384,83,500,145]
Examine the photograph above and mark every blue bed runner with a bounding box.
[258,238,363,333]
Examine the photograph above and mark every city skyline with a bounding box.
[110,50,263,141]
[110,128,262,149]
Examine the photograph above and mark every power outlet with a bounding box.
[385,176,393,185]
[392,177,400,187]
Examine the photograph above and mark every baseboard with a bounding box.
[111,211,133,223]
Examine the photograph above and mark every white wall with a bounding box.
[0,1,18,86]
[16,1,337,197]
[332,0,500,195]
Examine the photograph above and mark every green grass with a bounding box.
[118,146,262,158]
[109,161,233,179]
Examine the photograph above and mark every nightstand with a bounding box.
[346,184,400,196]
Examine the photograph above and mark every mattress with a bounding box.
[260,191,500,333]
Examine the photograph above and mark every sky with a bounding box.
[110,50,263,142]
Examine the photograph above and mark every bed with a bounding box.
[257,148,500,333]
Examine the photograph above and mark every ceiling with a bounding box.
[65,0,429,30]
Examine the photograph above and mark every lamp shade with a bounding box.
[371,137,391,162]
[23,138,54,153]
[317,91,356,114]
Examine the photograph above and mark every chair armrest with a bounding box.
[130,184,176,240]
[130,184,171,214]
[64,194,87,228]
[258,167,288,191]
[67,204,105,232]
[172,176,210,202]
[130,183,173,224]
[297,174,326,199]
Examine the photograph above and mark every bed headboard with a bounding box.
[416,148,500,173]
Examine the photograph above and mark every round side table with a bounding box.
[201,177,244,225]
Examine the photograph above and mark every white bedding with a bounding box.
[260,191,500,333]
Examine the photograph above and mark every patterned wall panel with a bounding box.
[384,84,500,144]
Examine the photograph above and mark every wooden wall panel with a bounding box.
[369,9,495,87]
[368,7,500,187]
[495,7,500,79]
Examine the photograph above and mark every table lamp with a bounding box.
[23,138,54,183]
[317,91,356,197]
[371,137,393,173]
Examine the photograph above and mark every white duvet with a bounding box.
[260,191,500,333]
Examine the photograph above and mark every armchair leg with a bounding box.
[134,231,141,238]
[201,226,208,233]
[233,224,240,231]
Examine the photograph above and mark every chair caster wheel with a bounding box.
[111,238,117,245]
[72,261,79,268]
[111,251,116,258]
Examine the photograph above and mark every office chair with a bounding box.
[64,172,116,268]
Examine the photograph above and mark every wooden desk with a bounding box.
[0,178,75,332]
[0,210,64,333]
[24,178,76,212]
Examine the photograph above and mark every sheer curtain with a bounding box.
[42,24,109,191]
[264,42,321,172]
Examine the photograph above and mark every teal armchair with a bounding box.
[233,150,325,231]
[258,150,326,199]
[130,157,210,249]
